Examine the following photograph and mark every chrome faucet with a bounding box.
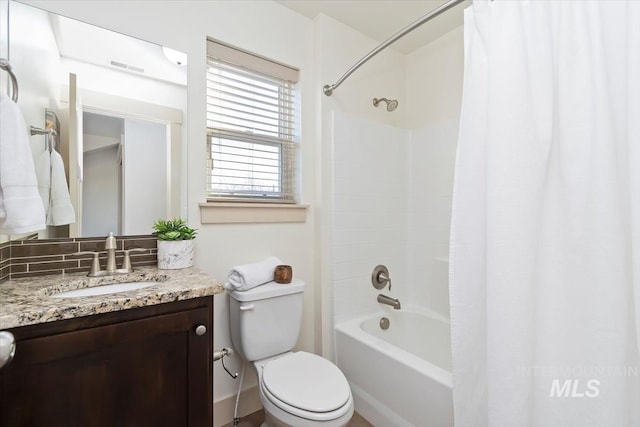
[74,232,147,277]
[377,294,401,310]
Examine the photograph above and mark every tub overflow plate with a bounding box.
[380,317,390,330]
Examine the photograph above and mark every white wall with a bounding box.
[406,26,464,129]
[327,25,464,330]
[315,13,407,358]
[331,111,410,322]
[406,27,464,316]
[407,120,459,316]
[21,1,316,425]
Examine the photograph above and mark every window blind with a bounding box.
[206,39,299,202]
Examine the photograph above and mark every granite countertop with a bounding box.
[0,266,224,329]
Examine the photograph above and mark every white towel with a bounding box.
[225,256,282,291]
[35,149,51,210]
[0,93,46,234]
[46,150,75,226]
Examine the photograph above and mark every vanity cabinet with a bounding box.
[0,297,212,427]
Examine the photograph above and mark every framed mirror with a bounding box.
[0,0,188,242]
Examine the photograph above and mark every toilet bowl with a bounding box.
[228,280,354,427]
[254,352,354,427]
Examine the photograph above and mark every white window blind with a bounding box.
[206,39,299,202]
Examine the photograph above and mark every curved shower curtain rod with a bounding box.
[322,0,466,96]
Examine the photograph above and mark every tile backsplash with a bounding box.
[0,240,9,282]
[0,235,157,282]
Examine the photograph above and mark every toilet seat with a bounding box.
[259,352,353,422]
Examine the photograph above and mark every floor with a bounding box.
[222,410,373,427]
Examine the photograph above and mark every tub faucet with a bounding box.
[377,294,401,310]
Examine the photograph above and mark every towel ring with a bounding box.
[0,58,19,102]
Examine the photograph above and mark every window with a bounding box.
[206,39,299,203]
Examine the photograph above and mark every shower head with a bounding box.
[373,97,399,112]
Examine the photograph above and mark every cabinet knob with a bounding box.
[0,331,16,369]
[194,325,207,336]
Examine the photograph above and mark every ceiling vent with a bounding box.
[109,60,145,74]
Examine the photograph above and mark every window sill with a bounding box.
[199,202,308,224]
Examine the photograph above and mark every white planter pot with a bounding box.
[157,240,194,270]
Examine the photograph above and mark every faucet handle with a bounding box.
[371,265,391,290]
[73,251,103,277]
[121,248,148,272]
[378,272,391,290]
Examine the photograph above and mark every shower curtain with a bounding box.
[449,1,640,426]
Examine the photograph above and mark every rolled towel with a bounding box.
[225,256,282,291]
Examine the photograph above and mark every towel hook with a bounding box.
[0,58,19,102]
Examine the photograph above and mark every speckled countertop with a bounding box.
[0,266,224,329]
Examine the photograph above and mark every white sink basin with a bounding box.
[51,281,159,298]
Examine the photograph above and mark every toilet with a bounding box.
[229,280,354,427]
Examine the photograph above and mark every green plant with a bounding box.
[152,218,197,240]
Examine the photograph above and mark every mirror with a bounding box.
[1,0,188,242]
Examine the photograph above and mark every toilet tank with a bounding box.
[228,280,305,362]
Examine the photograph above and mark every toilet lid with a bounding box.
[262,352,351,413]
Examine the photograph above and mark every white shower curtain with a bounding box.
[449,1,640,426]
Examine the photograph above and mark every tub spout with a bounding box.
[377,294,401,310]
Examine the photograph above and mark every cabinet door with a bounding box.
[0,307,210,427]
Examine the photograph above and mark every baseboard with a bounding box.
[214,385,262,427]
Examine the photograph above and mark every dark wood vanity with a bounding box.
[0,296,213,427]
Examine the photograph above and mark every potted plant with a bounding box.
[152,218,197,269]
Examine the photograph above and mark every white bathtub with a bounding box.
[335,307,453,427]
